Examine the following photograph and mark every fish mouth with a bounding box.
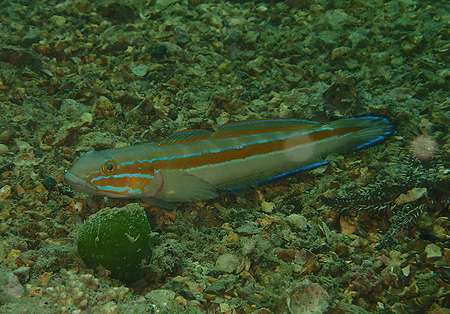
[64,171,93,194]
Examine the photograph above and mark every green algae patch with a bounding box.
[77,203,153,283]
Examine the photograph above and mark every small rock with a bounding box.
[174,295,187,306]
[42,176,57,191]
[0,268,24,304]
[0,144,8,155]
[98,3,137,24]
[15,140,32,152]
[335,301,369,314]
[287,280,330,314]
[79,274,99,290]
[251,308,273,314]
[331,46,351,60]
[431,224,449,240]
[235,222,260,235]
[241,237,256,256]
[425,243,442,259]
[215,253,241,273]
[50,15,66,27]
[0,45,42,70]
[260,200,275,213]
[155,0,178,10]
[53,122,81,146]
[99,301,119,314]
[205,276,234,294]
[80,112,93,125]
[102,286,129,302]
[12,267,30,284]
[0,185,12,201]
[286,214,308,231]
[219,303,232,312]
[131,64,149,77]
[285,0,312,9]
[146,289,176,308]
[149,43,168,59]
[22,27,41,47]
[93,96,118,118]
[395,187,427,205]
[0,129,14,143]
[339,216,357,235]
[52,108,93,147]
[256,5,268,13]
[402,265,411,277]
[174,27,190,45]
[77,131,117,150]
[60,98,89,118]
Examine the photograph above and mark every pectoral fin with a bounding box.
[156,170,218,202]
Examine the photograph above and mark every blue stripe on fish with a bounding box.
[356,135,387,150]
[96,185,142,194]
[92,173,155,181]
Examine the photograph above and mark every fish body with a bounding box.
[64,115,394,203]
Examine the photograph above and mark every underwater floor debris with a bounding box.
[0,1,449,313]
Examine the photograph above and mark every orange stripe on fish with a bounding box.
[152,127,361,170]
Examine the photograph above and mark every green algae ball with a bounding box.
[77,203,153,283]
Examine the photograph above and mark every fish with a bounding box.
[64,114,394,205]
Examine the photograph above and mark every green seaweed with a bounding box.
[77,203,153,283]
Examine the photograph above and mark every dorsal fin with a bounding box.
[160,129,212,145]
[212,119,321,139]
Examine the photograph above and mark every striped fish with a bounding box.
[64,114,394,204]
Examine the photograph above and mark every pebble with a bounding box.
[286,214,308,231]
[235,222,260,235]
[78,131,117,150]
[425,243,442,258]
[99,301,119,314]
[256,5,268,13]
[50,15,66,27]
[286,280,330,314]
[0,129,14,143]
[12,266,30,284]
[93,96,117,118]
[0,144,8,155]
[260,200,275,213]
[395,187,427,205]
[53,112,94,146]
[0,185,12,201]
[0,269,24,304]
[215,253,241,274]
[331,46,351,60]
[241,237,256,256]
[15,140,32,152]
[42,176,57,191]
[146,289,176,308]
[251,308,273,314]
[174,295,187,306]
[80,112,93,125]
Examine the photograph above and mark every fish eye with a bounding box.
[102,160,117,174]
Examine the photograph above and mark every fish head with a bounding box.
[64,148,163,198]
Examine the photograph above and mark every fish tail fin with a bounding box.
[326,114,395,151]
